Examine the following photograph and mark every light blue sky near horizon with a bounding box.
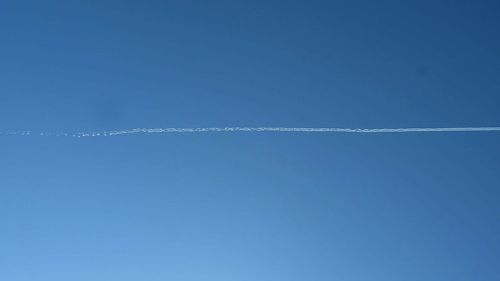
[1,1,500,281]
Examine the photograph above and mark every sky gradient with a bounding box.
[1,1,499,280]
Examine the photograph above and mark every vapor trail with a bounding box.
[2,127,500,137]
[98,127,500,136]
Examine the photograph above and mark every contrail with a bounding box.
[2,127,500,137]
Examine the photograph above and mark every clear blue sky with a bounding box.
[1,1,499,280]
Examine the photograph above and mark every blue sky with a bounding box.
[1,1,499,280]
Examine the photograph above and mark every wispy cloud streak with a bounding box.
[2,127,500,137]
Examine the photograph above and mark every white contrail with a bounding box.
[2,127,500,137]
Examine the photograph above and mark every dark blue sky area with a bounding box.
[0,1,499,281]
[1,1,499,130]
